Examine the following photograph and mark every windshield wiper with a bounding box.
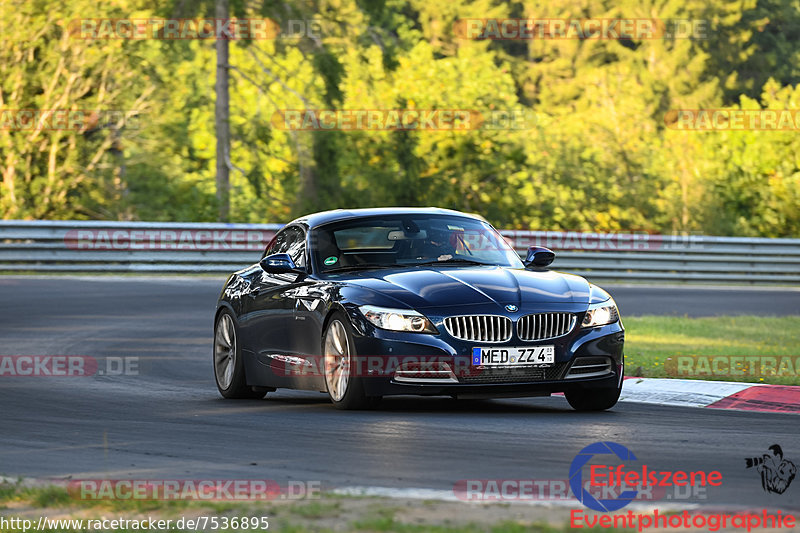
[324,264,398,273]
[413,258,494,267]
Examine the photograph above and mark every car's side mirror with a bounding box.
[524,246,555,269]
[259,253,303,275]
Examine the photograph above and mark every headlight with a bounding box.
[582,299,619,328]
[359,305,437,333]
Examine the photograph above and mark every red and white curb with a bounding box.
[620,377,800,414]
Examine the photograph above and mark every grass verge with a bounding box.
[624,315,800,385]
[0,482,612,533]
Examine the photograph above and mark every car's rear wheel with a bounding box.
[564,380,622,411]
[214,310,268,399]
[323,312,380,410]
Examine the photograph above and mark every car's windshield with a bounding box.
[311,214,523,272]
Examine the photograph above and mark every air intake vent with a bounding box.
[565,356,613,379]
[517,313,576,341]
[459,362,569,383]
[443,315,512,343]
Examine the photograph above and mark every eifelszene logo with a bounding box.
[745,445,797,495]
[570,441,722,512]
[569,442,638,512]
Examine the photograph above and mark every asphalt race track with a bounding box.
[1,276,799,510]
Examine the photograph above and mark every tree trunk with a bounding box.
[215,0,230,222]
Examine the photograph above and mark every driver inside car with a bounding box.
[419,228,459,261]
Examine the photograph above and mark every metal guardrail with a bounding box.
[502,230,800,284]
[1,220,799,284]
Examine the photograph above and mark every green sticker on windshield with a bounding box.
[324,256,338,266]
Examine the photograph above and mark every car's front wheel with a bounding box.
[564,380,622,411]
[214,310,269,399]
[323,312,380,410]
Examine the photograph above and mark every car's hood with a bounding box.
[339,266,600,311]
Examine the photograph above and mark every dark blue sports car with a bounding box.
[214,208,624,410]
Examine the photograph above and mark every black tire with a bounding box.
[322,311,381,410]
[564,381,622,411]
[213,309,268,399]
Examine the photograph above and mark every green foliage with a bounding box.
[1,0,799,235]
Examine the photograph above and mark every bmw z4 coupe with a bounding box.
[213,208,624,410]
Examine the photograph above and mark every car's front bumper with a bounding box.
[347,312,624,398]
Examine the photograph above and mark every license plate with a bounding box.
[472,346,555,367]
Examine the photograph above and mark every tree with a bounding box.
[215,0,231,222]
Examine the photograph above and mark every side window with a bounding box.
[265,226,306,268]
[263,231,288,257]
[284,227,307,268]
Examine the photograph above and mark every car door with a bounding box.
[239,225,308,359]
[289,282,327,357]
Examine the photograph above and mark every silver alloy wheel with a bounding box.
[214,313,236,390]
[324,319,351,402]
